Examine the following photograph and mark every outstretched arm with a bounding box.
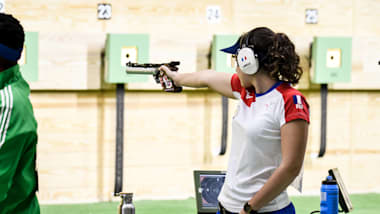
[159,66,236,99]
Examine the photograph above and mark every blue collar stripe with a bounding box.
[0,43,23,61]
[256,81,282,97]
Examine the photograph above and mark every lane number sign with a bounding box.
[206,5,221,24]
[98,3,112,20]
[305,9,318,24]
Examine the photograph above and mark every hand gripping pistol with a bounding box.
[125,61,182,93]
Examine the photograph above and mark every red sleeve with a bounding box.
[277,84,310,124]
[231,73,242,92]
[285,94,309,123]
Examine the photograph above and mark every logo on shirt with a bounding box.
[242,90,255,107]
[293,95,303,109]
[246,93,253,99]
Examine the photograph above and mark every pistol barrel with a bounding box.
[125,67,159,75]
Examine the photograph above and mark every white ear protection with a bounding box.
[237,34,259,75]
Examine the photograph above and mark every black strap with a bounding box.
[219,96,228,155]
[318,84,328,157]
[114,84,124,195]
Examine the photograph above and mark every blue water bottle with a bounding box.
[320,175,339,214]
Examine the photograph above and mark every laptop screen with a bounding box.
[193,170,226,213]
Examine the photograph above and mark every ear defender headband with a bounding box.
[0,43,23,62]
[236,33,259,75]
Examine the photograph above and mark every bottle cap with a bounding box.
[322,175,337,184]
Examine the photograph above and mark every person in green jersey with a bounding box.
[0,13,40,214]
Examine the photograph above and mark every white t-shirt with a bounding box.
[218,74,310,213]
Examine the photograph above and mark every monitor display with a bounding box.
[194,170,226,213]
[200,174,225,208]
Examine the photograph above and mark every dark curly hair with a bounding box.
[241,27,303,85]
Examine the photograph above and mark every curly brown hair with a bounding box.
[243,27,303,85]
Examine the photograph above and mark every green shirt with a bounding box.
[0,65,40,214]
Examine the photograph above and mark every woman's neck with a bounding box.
[250,71,277,94]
